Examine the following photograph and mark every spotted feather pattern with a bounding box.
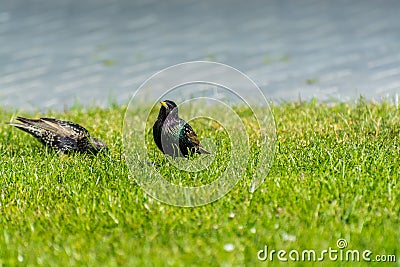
[7,117,107,154]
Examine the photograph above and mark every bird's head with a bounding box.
[89,137,109,154]
[158,100,178,120]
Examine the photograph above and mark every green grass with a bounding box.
[0,100,399,266]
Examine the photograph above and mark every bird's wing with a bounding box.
[9,117,79,150]
[39,118,90,138]
[181,120,211,154]
[15,117,61,135]
[182,122,200,146]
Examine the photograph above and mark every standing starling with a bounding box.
[7,117,108,154]
[153,100,210,157]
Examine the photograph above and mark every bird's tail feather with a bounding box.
[6,117,44,135]
[13,117,60,134]
[198,146,211,154]
[5,122,32,132]
[15,116,39,124]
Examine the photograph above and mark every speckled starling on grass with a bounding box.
[7,117,108,154]
[153,100,210,157]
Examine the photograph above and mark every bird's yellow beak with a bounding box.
[160,101,168,108]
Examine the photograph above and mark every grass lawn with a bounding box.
[0,100,398,266]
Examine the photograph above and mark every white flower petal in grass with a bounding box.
[223,243,235,252]
[281,232,296,242]
[249,181,256,193]
[250,227,256,234]
[18,254,24,262]
[143,203,150,211]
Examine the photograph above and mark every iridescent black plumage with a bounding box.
[7,117,108,154]
[153,100,210,157]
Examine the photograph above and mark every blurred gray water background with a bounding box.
[0,0,399,111]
